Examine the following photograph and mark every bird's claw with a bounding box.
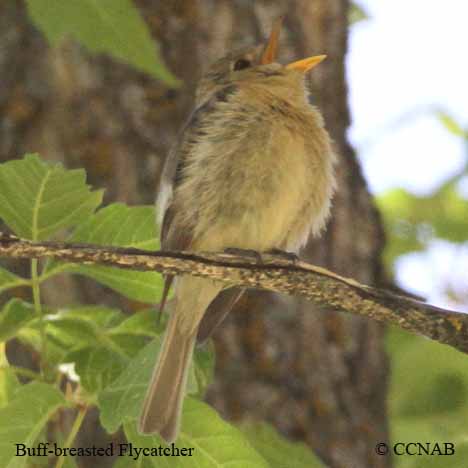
[265,248,299,264]
[223,247,263,264]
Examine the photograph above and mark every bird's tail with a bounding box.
[138,277,221,442]
[138,308,195,442]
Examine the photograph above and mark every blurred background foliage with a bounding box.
[377,114,468,272]
[375,72,468,468]
[381,114,468,466]
[350,3,468,466]
[24,0,179,85]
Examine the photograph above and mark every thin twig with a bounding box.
[1,231,467,354]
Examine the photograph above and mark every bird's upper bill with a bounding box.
[260,16,326,73]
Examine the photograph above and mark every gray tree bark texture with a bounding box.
[0,1,390,467]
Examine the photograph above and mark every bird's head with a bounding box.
[196,17,326,105]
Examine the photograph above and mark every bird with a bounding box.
[138,17,336,443]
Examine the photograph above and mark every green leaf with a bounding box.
[107,309,161,357]
[70,204,158,249]
[17,329,67,377]
[0,368,19,411]
[45,204,163,303]
[391,415,468,468]
[348,2,369,25]
[38,308,157,394]
[430,185,468,243]
[388,328,468,418]
[436,111,466,137]
[46,316,101,349]
[65,345,128,394]
[0,382,66,468]
[377,190,425,264]
[17,308,123,376]
[192,342,215,398]
[388,327,468,468]
[108,309,160,338]
[0,154,103,240]
[0,344,20,409]
[39,306,130,393]
[58,457,79,468]
[56,306,124,329]
[98,338,163,433]
[108,334,150,359]
[70,265,164,303]
[242,423,325,468]
[377,186,468,268]
[0,299,35,343]
[41,306,121,350]
[20,306,122,355]
[122,399,269,468]
[99,335,220,442]
[0,267,28,296]
[25,0,179,86]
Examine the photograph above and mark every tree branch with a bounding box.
[1,231,467,353]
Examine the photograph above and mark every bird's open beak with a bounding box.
[286,55,327,73]
[260,17,283,64]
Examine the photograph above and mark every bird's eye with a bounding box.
[233,58,251,71]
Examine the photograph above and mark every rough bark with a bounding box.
[0,1,389,467]
[3,233,467,355]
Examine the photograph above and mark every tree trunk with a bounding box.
[0,1,389,467]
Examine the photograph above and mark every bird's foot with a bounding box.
[265,248,299,264]
[223,247,263,264]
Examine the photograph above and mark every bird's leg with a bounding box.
[223,247,263,264]
[265,248,299,264]
[223,247,299,264]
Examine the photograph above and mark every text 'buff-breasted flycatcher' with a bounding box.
[139,18,336,442]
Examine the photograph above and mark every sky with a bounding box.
[346,0,468,308]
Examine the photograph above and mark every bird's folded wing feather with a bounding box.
[157,85,244,328]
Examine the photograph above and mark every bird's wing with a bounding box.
[159,84,239,249]
[197,287,244,343]
[157,85,241,317]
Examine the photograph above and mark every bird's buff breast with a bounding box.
[179,125,319,252]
